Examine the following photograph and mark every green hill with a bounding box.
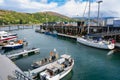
[0,10,74,25]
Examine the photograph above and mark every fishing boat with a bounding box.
[40,54,74,80]
[25,54,74,80]
[2,40,27,50]
[77,0,115,50]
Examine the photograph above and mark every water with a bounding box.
[7,29,120,80]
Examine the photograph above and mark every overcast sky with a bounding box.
[0,0,120,17]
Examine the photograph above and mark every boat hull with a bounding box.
[77,37,115,50]
[0,36,17,42]
[44,31,57,37]
[40,59,74,80]
[2,44,23,50]
[59,60,74,79]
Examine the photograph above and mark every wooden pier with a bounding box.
[57,33,77,41]
[7,48,40,60]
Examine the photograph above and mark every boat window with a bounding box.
[3,36,7,38]
[40,75,47,80]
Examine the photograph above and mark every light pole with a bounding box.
[97,0,103,27]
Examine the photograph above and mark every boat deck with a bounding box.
[27,58,64,77]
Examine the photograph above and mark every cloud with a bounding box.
[51,0,91,17]
[40,0,48,3]
[54,0,120,17]
[0,0,57,12]
[0,0,4,5]
[0,0,120,17]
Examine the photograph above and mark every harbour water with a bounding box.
[6,28,120,80]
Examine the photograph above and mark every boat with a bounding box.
[35,29,46,33]
[2,40,27,50]
[25,54,74,80]
[44,30,58,37]
[77,0,115,50]
[77,34,115,50]
[0,31,17,36]
[40,54,74,80]
[0,31,17,42]
[51,30,58,37]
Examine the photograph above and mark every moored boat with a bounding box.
[40,54,74,80]
[0,31,17,42]
[25,54,74,80]
[77,35,115,50]
[0,31,17,36]
[2,40,27,50]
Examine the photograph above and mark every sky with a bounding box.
[0,0,120,17]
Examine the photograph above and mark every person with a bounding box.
[55,53,59,60]
[112,39,115,44]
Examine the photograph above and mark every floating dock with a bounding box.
[7,48,40,60]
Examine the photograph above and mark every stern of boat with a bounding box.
[108,43,115,50]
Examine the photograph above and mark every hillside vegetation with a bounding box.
[0,10,74,25]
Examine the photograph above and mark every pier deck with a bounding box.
[0,54,24,80]
[57,33,77,40]
[7,48,40,60]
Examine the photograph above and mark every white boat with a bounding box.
[0,31,17,36]
[77,35,115,50]
[1,31,17,36]
[24,54,74,80]
[40,54,74,80]
[0,31,17,42]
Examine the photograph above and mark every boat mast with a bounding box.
[97,0,103,27]
[87,0,91,34]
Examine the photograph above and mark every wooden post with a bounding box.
[9,25,10,31]
[32,25,33,29]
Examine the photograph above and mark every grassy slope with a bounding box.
[0,10,74,25]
